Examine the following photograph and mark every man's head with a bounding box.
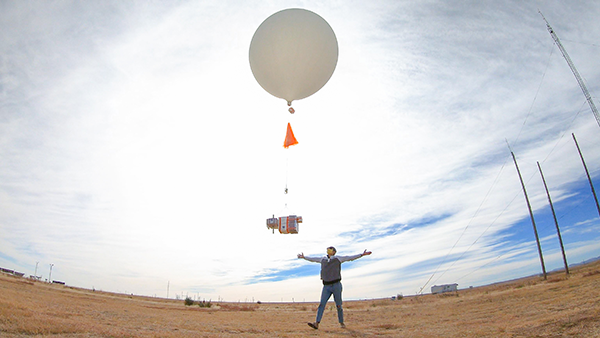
[327,246,336,256]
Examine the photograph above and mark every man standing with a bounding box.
[297,246,372,329]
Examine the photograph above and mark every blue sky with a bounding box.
[1,0,600,302]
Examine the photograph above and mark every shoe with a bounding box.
[308,322,319,330]
[340,323,346,328]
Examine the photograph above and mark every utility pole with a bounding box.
[34,262,39,279]
[509,145,547,279]
[167,281,170,299]
[49,264,54,283]
[573,133,600,218]
[537,162,569,275]
[540,11,600,128]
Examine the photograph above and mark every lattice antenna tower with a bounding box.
[539,10,600,128]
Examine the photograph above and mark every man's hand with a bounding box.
[297,252,305,259]
[362,250,372,256]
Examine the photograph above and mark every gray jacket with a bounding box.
[303,253,363,284]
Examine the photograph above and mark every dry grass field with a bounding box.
[1,260,600,337]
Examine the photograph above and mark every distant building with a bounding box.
[431,283,458,294]
[0,267,25,277]
[0,267,14,274]
[391,293,403,300]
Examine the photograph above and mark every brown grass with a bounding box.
[1,260,600,337]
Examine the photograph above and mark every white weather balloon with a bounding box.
[249,8,338,106]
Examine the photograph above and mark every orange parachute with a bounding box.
[283,123,298,148]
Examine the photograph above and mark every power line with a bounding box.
[512,41,555,149]
[418,154,511,294]
[418,25,557,293]
[430,187,523,287]
[561,38,600,49]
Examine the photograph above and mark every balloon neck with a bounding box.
[287,101,292,106]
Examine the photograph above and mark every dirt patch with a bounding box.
[1,260,600,337]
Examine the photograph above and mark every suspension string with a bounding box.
[283,104,295,211]
[285,155,289,194]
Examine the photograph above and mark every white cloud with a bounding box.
[1,0,600,301]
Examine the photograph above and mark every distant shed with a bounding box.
[0,267,14,274]
[0,267,25,277]
[431,283,458,294]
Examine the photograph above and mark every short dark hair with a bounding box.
[327,246,336,253]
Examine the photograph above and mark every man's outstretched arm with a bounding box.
[297,252,322,263]
[337,249,372,263]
